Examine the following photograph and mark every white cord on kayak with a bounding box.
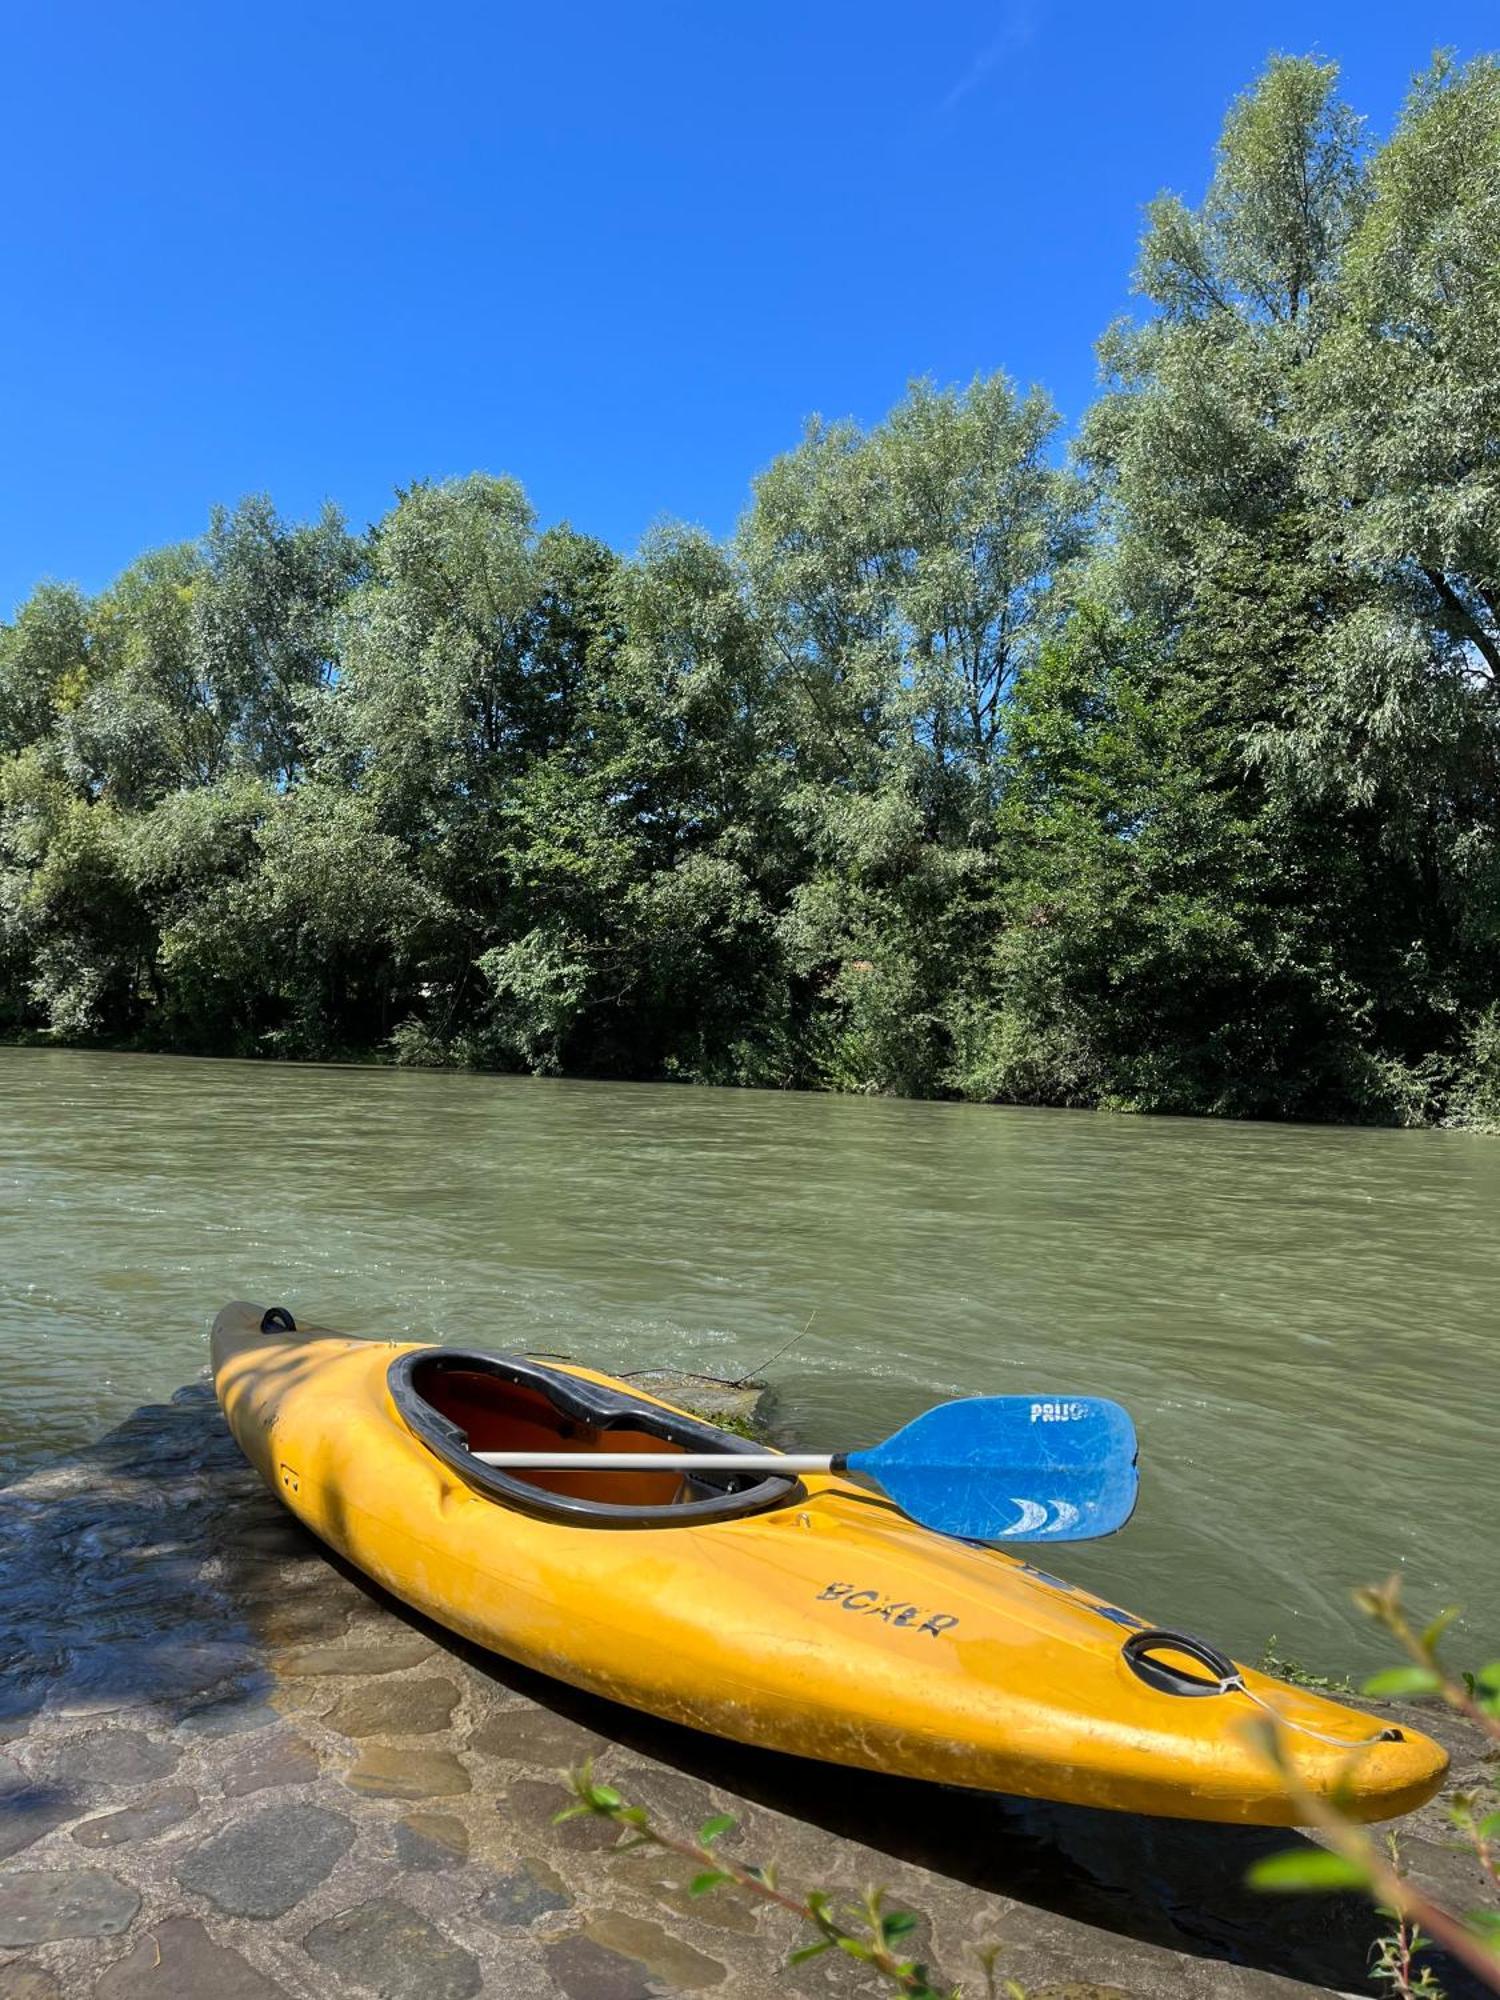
[1228,1674,1401,1749]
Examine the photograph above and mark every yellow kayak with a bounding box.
[211,1302,1448,1826]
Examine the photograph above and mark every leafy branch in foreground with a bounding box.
[1248,1579,1500,1999]
[554,1764,1013,2000]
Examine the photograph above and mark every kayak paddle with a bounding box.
[473,1393,1139,1543]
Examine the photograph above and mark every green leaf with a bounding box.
[589,1784,623,1809]
[787,1940,835,1965]
[883,1911,919,1940]
[1474,1661,1500,1693]
[688,1869,730,1897]
[1421,1605,1463,1650]
[1464,1907,1500,1940]
[1247,1849,1370,1893]
[697,1813,736,1846]
[1361,1666,1441,1699]
[1477,1809,1500,1840]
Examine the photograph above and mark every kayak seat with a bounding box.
[389,1348,803,1529]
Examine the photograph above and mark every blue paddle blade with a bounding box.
[843,1395,1138,1543]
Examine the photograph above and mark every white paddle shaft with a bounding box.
[471,1450,833,1474]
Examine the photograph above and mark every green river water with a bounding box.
[1,1046,1495,1675]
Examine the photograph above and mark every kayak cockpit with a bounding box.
[389,1348,803,1528]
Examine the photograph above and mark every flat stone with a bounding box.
[176,1802,354,1918]
[477,1861,574,1927]
[0,1783,78,1861]
[55,1639,255,1714]
[327,1677,460,1738]
[507,1777,619,1852]
[611,1763,722,1832]
[469,1707,605,1767]
[52,1728,179,1786]
[1029,1989,1133,1999]
[0,1868,140,1946]
[72,1785,199,1847]
[394,1812,470,1870]
[235,1517,311,1558]
[646,1860,759,1937]
[303,1895,481,2000]
[93,1916,291,1999]
[221,1730,319,1795]
[274,1636,436,1677]
[342,1744,470,1799]
[584,1912,727,1990]
[245,1596,348,1648]
[543,1934,654,2000]
[0,1966,63,2000]
[176,1693,281,1739]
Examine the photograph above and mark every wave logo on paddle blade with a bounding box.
[998,1497,1080,1537]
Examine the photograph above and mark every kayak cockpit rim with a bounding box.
[388,1347,804,1528]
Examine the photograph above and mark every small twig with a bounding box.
[729,1310,816,1388]
[555,1764,966,1999]
[1250,1721,1500,1994]
[1355,1579,1500,1748]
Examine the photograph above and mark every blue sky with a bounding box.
[2,2,1495,614]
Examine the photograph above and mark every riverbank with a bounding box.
[6,1032,1499,1135]
[0,1382,1493,1999]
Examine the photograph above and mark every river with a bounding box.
[2,1045,1495,1674]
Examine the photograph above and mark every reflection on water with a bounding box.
[2,1046,1496,1671]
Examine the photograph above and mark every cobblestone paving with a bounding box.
[0,1381,1492,1997]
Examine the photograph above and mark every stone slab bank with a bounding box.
[0,1382,1493,2000]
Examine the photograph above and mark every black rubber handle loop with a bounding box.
[260,1307,298,1334]
[1123,1627,1238,1697]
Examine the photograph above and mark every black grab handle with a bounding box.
[1123,1627,1238,1697]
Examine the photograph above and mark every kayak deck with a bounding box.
[211,1301,1449,1826]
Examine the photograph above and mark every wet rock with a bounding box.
[327,1676,461,1738]
[0,1868,140,1947]
[220,1729,319,1795]
[582,1912,728,1990]
[303,1895,482,2000]
[176,1802,354,1918]
[394,1812,470,1870]
[52,1728,179,1786]
[274,1636,436,1677]
[176,1693,280,1739]
[53,1637,255,1716]
[624,1371,768,1436]
[342,1744,470,1799]
[0,1780,78,1862]
[477,1861,574,1927]
[468,1707,605,1767]
[72,1784,199,1847]
[93,1916,291,1998]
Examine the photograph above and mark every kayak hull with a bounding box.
[211,1302,1448,1825]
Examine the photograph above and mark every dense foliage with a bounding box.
[5,54,1500,1125]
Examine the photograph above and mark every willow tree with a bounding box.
[739,374,1089,1094]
